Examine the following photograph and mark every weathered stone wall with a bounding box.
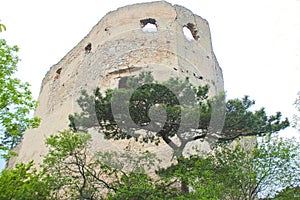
[7,1,223,169]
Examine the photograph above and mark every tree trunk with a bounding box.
[177,153,189,194]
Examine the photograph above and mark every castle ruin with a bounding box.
[8,1,224,169]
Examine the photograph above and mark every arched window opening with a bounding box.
[183,23,199,41]
[140,18,157,32]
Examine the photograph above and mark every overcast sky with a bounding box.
[1,1,300,168]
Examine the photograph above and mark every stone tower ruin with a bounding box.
[8,1,223,168]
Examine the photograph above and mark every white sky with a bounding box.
[0,0,299,169]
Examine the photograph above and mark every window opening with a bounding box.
[183,23,199,41]
[140,18,157,32]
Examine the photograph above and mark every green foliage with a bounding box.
[0,72,294,199]
[1,131,298,199]
[158,155,223,199]
[93,148,165,199]
[70,72,289,158]
[42,130,115,199]
[41,129,166,199]
[96,148,177,200]
[158,136,300,200]
[95,149,161,174]
[0,39,40,155]
[293,92,300,131]
[221,96,289,141]
[70,72,207,146]
[255,136,300,198]
[0,161,51,200]
[273,186,300,199]
[0,19,295,199]
[107,172,183,200]
[220,136,300,199]
[68,72,290,196]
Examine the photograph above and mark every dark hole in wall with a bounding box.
[140,18,157,28]
[193,72,203,80]
[184,23,199,40]
[56,68,62,75]
[85,43,92,53]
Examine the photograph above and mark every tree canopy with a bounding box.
[0,20,297,199]
[70,72,289,157]
[1,130,298,199]
[67,72,291,197]
[0,161,50,199]
[0,71,296,199]
[0,27,40,160]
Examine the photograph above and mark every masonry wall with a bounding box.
[7,1,223,169]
